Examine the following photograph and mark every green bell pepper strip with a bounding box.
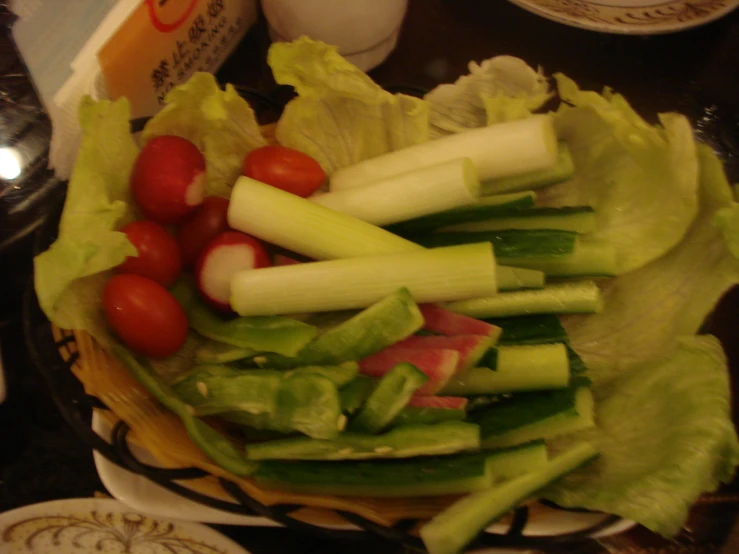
[189,301,317,357]
[113,346,258,476]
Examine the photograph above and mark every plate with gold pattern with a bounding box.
[0,498,250,554]
[506,0,739,34]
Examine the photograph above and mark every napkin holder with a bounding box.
[10,0,258,180]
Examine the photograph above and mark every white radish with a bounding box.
[131,135,206,225]
[195,231,271,312]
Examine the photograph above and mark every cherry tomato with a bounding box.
[131,135,206,225]
[118,220,182,286]
[102,274,188,358]
[177,196,231,268]
[242,145,326,197]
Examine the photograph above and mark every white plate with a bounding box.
[0,497,251,554]
[91,411,635,538]
[507,0,739,34]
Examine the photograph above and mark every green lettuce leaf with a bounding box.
[424,55,551,134]
[536,74,700,273]
[483,92,548,125]
[34,96,139,342]
[544,335,739,537]
[269,37,428,175]
[561,144,739,384]
[141,72,267,198]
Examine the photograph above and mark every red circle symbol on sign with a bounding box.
[146,0,199,33]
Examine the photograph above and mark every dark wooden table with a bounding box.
[2,1,739,553]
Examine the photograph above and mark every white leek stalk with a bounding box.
[311,157,479,226]
[227,177,419,260]
[330,115,558,191]
[230,243,497,316]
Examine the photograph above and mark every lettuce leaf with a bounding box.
[141,72,267,198]
[561,144,739,384]
[536,74,700,273]
[34,96,139,342]
[269,37,428,175]
[544,335,739,537]
[424,55,551,134]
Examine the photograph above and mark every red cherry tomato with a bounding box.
[102,274,188,358]
[118,220,182,286]
[131,135,206,225]
[177,196,231,268]
[242,145,326,197]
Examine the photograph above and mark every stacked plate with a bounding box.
[507,0,739,34]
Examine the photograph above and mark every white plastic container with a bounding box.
[261,0,408,72]
[11,0,258,179]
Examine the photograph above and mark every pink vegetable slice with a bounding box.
[392,334,495,372]
[420,303,502,341]
[359,349,459,395]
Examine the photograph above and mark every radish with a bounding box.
[177,196,231,267]
[358,348,460,395]
[273,253,304,266]
[131,135,206,225]
[195,230,271,312]
[388,334,495,373]
[419,303,502,340]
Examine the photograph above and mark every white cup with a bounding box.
[261,0,408,72]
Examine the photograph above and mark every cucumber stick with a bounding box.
[446,281,602,318]
[391,406,466,427]
[228,177,420,260]
[419,442,599,554]
[480,142,575,195]
[310,157,480,226]
[441,343,570,395]
[413,229,578,259]
[439,206,596,234]
[385,191,536,236]
[491,314,569,345]
[245,421,481,460]
[251,442,548,498]
[472,387,595,449]
[350,363,428,434]
[330,115,558,191]
[499,239,617,278]
[497,266,545,291]
[230,243,497,316]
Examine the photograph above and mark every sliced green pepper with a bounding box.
[113,346,257,476]
[255,288,424,369]
[189,301,317,357]
[171,365,346,439]
[349,362,428,434]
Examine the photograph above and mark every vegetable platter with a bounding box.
[28,37,739,554]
